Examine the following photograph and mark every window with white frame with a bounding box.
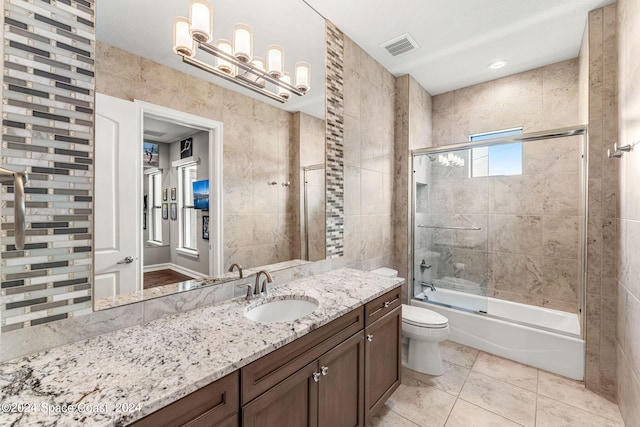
[469,128,523,177]
[178,163,198,253]
[148,171,163,243]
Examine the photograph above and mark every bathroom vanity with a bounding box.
[0,269,402,427]
[132,286,401,426]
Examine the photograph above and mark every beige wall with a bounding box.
[433,59,579,146]
[616,0,640,424]
[582,4,619,400]
[341,35,396,271]
[96,42,300,270]
[394,75,433,301]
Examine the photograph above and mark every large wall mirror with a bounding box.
[94,0,327,309]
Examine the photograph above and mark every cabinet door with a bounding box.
[364,307,401,422]
[318,333,365,427]
[242,361,319,427]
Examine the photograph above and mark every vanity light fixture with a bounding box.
[173,0,310,103]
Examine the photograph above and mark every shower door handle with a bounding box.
[0,168,29,250]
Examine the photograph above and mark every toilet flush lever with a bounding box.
[420,260,432,269]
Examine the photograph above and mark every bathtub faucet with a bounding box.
[421,281,436,292]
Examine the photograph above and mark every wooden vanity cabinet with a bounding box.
[242,308,366,427]
[364,289,402,423]
[129,371,239,427]
[242,287,401,427]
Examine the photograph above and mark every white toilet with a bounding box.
[371,267,450,376]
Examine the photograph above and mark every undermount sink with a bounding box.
[244,296,319,323]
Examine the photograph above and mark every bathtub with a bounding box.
[413,289,585,380]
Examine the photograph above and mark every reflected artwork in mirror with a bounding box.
[93,0,332,309]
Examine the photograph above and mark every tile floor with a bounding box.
[368,341,625,427]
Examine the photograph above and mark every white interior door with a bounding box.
[94,93,140,299]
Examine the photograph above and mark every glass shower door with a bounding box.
[412,148,489,312]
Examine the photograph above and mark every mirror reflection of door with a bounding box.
[142,116,211,290]
[94,94,140,299]
[95,95,217,299]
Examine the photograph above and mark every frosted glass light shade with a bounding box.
[190,0,213,43]
[216,39,234,74]
[173,17,194,57]
[267,45,284,78]
[294,61,311,93]
[278,73,292,99]
[233,24,253,63]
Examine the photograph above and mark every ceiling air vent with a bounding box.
[381,33,419,57]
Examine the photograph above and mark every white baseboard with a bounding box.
[143,263,207,280]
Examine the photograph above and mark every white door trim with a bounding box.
[135,101,224,277]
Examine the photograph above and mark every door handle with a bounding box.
[117,256,134,264]
[312,372,321,382]
[0,168,28,250]
[321,366,329,376]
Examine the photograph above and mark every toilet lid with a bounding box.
[402,304,448,327]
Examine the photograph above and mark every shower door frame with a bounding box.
[409,125,589,340]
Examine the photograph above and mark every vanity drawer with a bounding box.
[130,371,239,427]
[241,307,364,405]
[365,287,401,326]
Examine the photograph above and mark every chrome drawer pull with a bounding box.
[367,334,374,342]
[384,301,390,308]
[312,372,321,382]
[321,366,329,376]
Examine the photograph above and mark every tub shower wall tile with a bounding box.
[617,0,640,424]
[1,0,95,330]
[582,4,619,399]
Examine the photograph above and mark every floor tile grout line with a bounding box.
[456,397,529,427]
[389,408,422,427]
[536,391,625,424]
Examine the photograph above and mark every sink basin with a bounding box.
[244,296,319,323]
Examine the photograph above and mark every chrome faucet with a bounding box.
[228,263,243,278]
[255,270,273,297]
[421,281,436,292]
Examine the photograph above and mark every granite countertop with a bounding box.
[0,268,403,426]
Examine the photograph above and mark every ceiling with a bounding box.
[143,116,200,144]
[97,0,614,116]
[305,0,613,95]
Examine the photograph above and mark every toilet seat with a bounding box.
[402,304,448,329]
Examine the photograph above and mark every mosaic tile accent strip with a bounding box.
[1,0,95,331]
[325,21,344,258]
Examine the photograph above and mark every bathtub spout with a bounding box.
[421,281,436,292]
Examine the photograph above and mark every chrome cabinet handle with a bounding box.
[384,301,391,308]
[117,256,134,264]
[321,366,329,376]
[367,334,374,342]
[0,168,28,250]
[312,372,321,382]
